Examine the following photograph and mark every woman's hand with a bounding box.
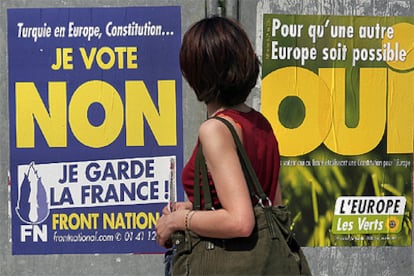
[162,201,193,215]
[156,209,187,248]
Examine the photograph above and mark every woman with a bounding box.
[156,15,281,272]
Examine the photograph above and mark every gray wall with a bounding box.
[0,0,413,275]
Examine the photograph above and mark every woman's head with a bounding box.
[180,16,259,107]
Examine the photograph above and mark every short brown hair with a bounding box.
[180,16,260,106]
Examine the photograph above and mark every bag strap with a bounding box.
[193,116,272,210]
[212,116,271,206]
[213,117,288,240]
[193,145,202,210]
[194,144,214,210]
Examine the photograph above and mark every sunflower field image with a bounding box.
[261,14,413,247]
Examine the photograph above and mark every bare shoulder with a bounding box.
[198,116,241,151]
[199,116,236,139]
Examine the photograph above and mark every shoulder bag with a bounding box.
[171,116,311,275]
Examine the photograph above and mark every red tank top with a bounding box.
[182,109,280,209]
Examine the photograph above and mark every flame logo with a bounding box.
[15,162,49,224]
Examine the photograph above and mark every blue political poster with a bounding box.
[8,6,183,254]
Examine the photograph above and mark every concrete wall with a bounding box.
[0,0,413,275]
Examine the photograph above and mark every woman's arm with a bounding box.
[191,118,255,237]
[156,118,255,247]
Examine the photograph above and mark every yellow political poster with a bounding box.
[262,14,413,246]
